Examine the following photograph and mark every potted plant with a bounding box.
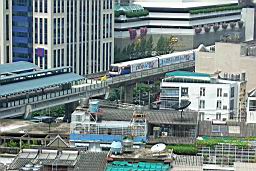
[230,22,236,29]
[195,27,202,34]
[222,23,228,30]
[213,24,220,32]
[204,25,211,33]
[238,21,244,29]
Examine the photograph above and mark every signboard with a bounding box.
[37,48,45,58]
[159,52,194,67]
[131,60,158,72]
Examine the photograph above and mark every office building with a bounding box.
[196,41,256,92]
[114,0,245,62]
[0,0,114,75]
[160,71,246,121]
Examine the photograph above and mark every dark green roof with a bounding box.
[114,4,144,12]
[165,71,210,78]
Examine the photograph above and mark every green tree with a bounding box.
[108,88,120,103]
[156,35,174,55]
[146,35,154,57]
[139,38,147,58]
[156,36,165,55]
[133,84,152,98]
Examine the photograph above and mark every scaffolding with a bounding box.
[70,106,147,140]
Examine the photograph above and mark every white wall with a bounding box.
[160,81,240,121]
[242,8,255,41]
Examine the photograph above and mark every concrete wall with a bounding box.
[196,42,256,92]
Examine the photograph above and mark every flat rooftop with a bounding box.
[0,62,39,75]
[134,0,238,9]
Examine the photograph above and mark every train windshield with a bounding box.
[109,66,119,72]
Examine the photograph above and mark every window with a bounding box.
[212,125,227,133]
[181,87,188,97]
[223,93,228,97]
[44,18,48,44]
[6,15,9,41]
[217,88,222,97]
[39,0,43,12]
[35,0,38,12]
[216,113,221,120]
[6,46,9,63]
[39,18,43,44]
[199,112,204,121]
[216,100,222,109]
[44,0,48,13]
[249,100,256,111]
[223,105,227,110]
[200,87,205,96]
[231,87,235,97]
[35,18,38,43]
[230,99,234,110]
[6,0,9,9]
[199,100,205,109]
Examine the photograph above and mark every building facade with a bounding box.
[247,89,256,123]
[196,41,256,92]
[160,71,246,121]
[114,0,245,62]
[0,0,11,64]
[0,0,114,75]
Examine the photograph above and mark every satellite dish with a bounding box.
[151,143,166,153]
[172,100,191,110]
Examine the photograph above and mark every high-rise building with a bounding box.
[0,0,114,75]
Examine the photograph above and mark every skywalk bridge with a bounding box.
[0,61,194,118]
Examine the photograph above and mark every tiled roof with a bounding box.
[74,152,108,171]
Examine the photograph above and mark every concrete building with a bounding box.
[0,0,114,75]
[114,0,245,62]
[196,41,256,92]
[160,71,246,121]
[247,89,256,123]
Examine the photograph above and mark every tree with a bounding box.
[156,35,174,55]
[146,35,154,57]
[156,36,166,55]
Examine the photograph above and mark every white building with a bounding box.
[160,71,246,121]
[246,89,256,123]
[0,0,114,75]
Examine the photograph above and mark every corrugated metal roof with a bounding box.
[0,73,84,96]
[0,62,39,74]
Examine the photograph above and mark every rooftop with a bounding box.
[134,0,238,9]
[0,62,39,75]
[0,72,84,96]
[165,71,210,78]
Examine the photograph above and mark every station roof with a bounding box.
[0,62,39,74]
[0,73,84,96]
[165,71,210,78]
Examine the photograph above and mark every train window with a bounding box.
[109,66,118,72]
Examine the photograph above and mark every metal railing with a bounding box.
[0,61,194,118]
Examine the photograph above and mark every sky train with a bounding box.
[109,49,198,77]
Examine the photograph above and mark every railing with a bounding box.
[0,61,195,117]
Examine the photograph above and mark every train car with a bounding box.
[109,57,159,77]
[158,50,195,67]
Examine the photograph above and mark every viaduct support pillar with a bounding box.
[64,101,79,122]
[123,84,135,103]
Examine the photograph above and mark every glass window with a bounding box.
[217,88,222,97]
[231,87,235,97]
[199,100,205,109]
[200,87,205,96]
[35,18,38,43]
[216,100,222,109]
[44,0,48,13]
[39,0,43,12]
[6,15,9,41]
[6,0,9,10]
[216,113,221,120]
[35,0,38,12]
[230,99,234,110]
[44,18,48,44]
[39,18,43,44]
[181,87,188,97]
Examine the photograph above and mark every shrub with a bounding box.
[167,144,198,155]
